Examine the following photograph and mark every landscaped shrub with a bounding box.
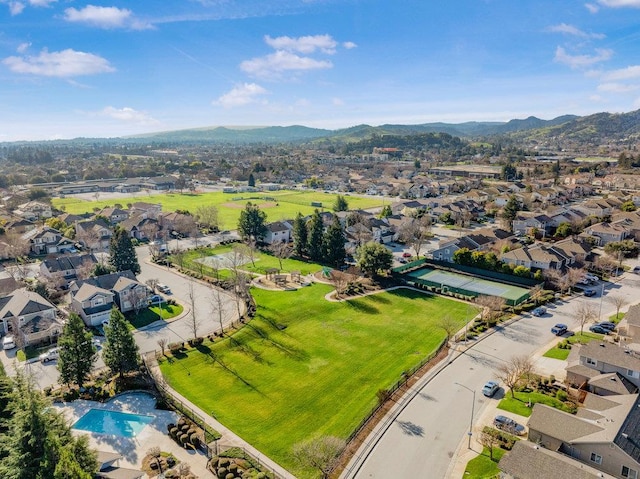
[228,464,238,474]
[167,423,176,433]
[190,434,200,448]
[217,467,228,477]
[219,458,230,468]
[179,433,189,446]
[556,390,568,402]
[225,473,235,479]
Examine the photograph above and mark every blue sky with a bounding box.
[1,0,640,140]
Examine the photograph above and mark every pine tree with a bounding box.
[306,210,324,261]
[237,202,268,244]
[102,308,140,378]
[109,227,140,274]
[378,205,392,219]
[332,195,349,212]
[292,213,308,257]
[57,313,97,389]
[323,216,346,267]
[248,173,256,187]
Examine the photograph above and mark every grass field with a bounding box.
[463,447,505,478]
[175,244,323,279]
[159,284,475,478]
[53,190,384,230]
[542,331,604,360]
[126,303,184,330]
[497,391,574,417]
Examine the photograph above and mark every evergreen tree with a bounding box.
[323,216,346,267]
[248,173,256,187]
[306,209,324,261]
[0,373,97,479]
[57,313,97,389]
[356,242,393,277]
[102,308,139,378]
[332,195,349,212]
[237,202,268,244]
[501,195,520,231]
[292,213,308,257]
[109,227,140,274]
[378,205,393,218]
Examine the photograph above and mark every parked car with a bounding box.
[551,323,568,336]
[402,252,412,258]
[531,307,547,317]
[583,288,597,297]
[157,283,171,294]
[101,318,110,328]
[482,380,500,397]
[39,348,59,363]
[2,335,15,350]
[595,321,616,331]
[493,415,526,435]
[149,294,164,304]
[589,325,610,334]
[585,273,599,282]
[633,266,640,274]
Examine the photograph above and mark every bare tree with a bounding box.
[495,355,534,399]
[398,216,433,259]
[187,281,200,340]
[566,267,585,294]
[437,314,459,341]
[209,286,226,334]
[479,428,500,461]
[291,436,346,479]
[140,222,159,243]
[573,301,598,335]
[146,446,162,473]
[75,257,95,281]
[0,232,30,276]
[475,295,506,325]
[606,294,628,321]
[233,272,250,320]
[529,284,544,306]
[157,338,168,356]
[269,241,293,270]
[175,462,191,479]
[195,205,219,231]
[145,278,159,293]
[132,287,149,315]
[543,268,563,291]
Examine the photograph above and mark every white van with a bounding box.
[2,336,15,350]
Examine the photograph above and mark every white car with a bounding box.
[2,336,16,350]
[39,348,59,363]
[157,284,172,294]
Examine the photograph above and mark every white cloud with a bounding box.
[332,97,344,106]
[554,46,613,68]
[548,23,605,39]
[7,2,25,15]
[241,50,332,78]
[64,5,151,30]
[343,41,357,49]
[215,83,268,108]
[598,82,639,92]
[3,48,115,77]
[598,0,640,7]
[29,0,55,6]
[98,106,158,124]
[264,34,338,54]
[16,42,30,53]
[2,0,55,15]
[601,65,640,81]
[585,3,600,12]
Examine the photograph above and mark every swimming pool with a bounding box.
[72,408,154,438]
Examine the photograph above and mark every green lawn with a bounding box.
[497,391,575,417]
[53,190,383,230]
[159,284,474,478]
[175,245,323,278]
[543,331,604,360]
[463,447,505,479]
[127,303,184,329]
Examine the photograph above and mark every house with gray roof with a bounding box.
[566,341,640,390]
[0,288,62,346]
[626,303,640,344]
[527,393,640,479]
[40,253,98,288]
[70,283,115,326]
[501,244,568,270]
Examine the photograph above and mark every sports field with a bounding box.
[407,267,530,304]
[52,190,384,229]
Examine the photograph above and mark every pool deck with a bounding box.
[55,392,211,478]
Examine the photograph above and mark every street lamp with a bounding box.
[454,382,476,449]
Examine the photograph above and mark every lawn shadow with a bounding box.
[245,323,308,361]
[366,294,391,304]
[345,299,379,315]
[196,344,212,355]
[226,334,267,364]
[206,353,265,397]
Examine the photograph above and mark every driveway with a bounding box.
[134,245,239,355]
[344,271,639,479]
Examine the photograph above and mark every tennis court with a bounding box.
[406,267,530,304]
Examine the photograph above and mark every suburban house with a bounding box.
[70,283,116,327]
[119,215,159,241]
[75,219,113,251]
[627,303,640,344]
[526,393,640,479]
[566,341,640,390]
[584,222,630,246]
[261,221,292,244]
[501,244,568,270]
[512,212,553,236]
[158,212,196,236]
[39,253,99,288]
[551,236,593,267]
[499,440,617,479]
[96,207,129,224]
[4,218,36,235]
[0,288,62,346]
[138,176,176,190]
[128,202,162,220]
[22,226,75,255]
[14,201,52,221]
[70,271,149,320]
[431,236,480,262]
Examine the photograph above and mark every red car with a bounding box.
[402,252,412,258]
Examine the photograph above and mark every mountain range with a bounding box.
[124,109,640,145]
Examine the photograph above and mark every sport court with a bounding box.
[194,252,253,269]
[406,267,530,304]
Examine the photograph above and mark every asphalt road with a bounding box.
[347,272,640,479]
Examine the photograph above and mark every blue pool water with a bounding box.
[73,409,154,437]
